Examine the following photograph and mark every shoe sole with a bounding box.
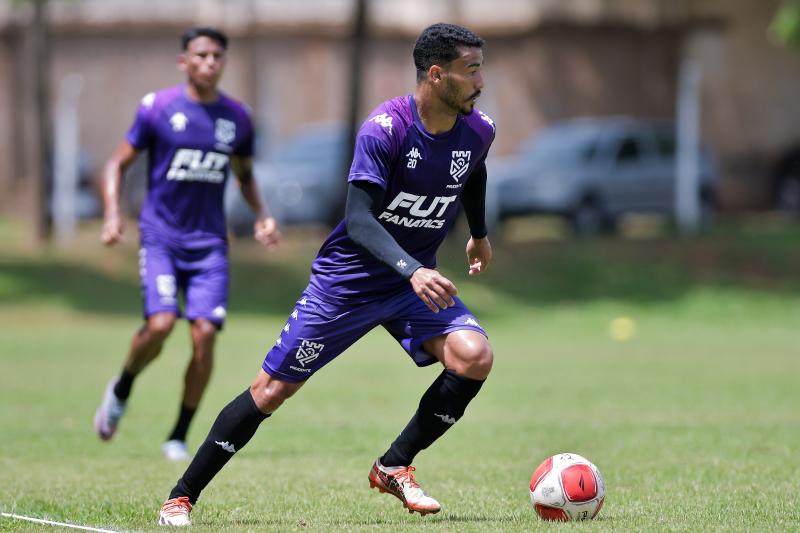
[158,516,191,526]
[368,477,441,516]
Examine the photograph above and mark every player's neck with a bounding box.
[185,82,220,104]
[413,89,457,135]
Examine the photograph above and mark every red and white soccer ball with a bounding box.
[529,452,605,521]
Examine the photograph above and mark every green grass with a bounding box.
[1,217,800,532]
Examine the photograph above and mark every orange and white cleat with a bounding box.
[158,496,192,526]
[368,459,441,516]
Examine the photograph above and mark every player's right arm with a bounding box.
[346,181,457,313]
[100,140,139,246]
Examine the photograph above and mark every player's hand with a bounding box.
[254,216,281,249]
[466,236,492,276]
[101,212,124,246]
[409,267,458,313]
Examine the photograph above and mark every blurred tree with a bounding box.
[15,0,53,241]
[770,0,800,46]
[329,0,368,227]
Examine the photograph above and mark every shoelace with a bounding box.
[161,497,192,516]
[391,466,421,491]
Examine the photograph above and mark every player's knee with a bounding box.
[147,313,176,339]
[452,337,493,380]
[191,320,218,349]
[249,376,301,415]
[465,340,493,379]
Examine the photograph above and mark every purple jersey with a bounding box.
[308,95,496,301]
[126,84,254,248]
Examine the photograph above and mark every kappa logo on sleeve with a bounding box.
[370,113,393,133]
[478,111,495,131]
[295,340,325,367]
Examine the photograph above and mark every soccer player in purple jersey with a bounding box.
[94,27,281,462]
[157,23,495,526]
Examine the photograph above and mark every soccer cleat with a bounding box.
[94,377,127,441]
[158,496,192,526]
[368,459,441,516]
[161,439,191,461]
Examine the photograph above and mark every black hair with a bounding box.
[181,27,228,51]
[413,23,484,82]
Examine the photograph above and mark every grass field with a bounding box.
[1,217,800,532]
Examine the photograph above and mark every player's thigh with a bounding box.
[139,240,180,317]
[382,291,489,370]
[261,290,382,383]
[183,247,229,327]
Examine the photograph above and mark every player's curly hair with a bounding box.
[181,27,228,51]
[413,23,484,82]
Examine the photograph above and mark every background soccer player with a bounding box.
[94,27,280,461]
[157,22,494,525]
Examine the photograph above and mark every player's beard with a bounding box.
[442,78,479,115]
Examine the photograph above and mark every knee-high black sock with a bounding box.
[169,389,269,504]
[381,369,485,468]
[167,404,196,442]
[113,369,136,401]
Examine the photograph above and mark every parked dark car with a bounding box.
[487,117,718,233]
[225,123,347,234]
[770,146,800,213]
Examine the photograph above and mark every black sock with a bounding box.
[113,369,136,401]
[381,369,485,468]
[168,389,269,504]
[167,404,196,442]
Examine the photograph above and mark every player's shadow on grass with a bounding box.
[437,231,800,317]
[0,258,313,316]
[253,513,523,528]
[0,261,138,314]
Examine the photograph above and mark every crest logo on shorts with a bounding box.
[450,150,471,181]
[156,275,176,298]
[215,118,236,145]
[295,340,324,367]
[156,274,177,304]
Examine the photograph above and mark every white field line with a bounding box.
[1,512,121,532]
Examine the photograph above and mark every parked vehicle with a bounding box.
[770,146,800,214]
[487,117,718,233]
[225,123,347,234]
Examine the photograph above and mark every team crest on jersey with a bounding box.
[169,112,188,132]
[296,340,324,367]
[215,118,236,145]
[450,150,471,181]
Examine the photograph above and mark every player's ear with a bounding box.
[177,53,188,73]
[429,64,443,83]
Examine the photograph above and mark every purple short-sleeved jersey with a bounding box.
[126,84,254,248]
[308,95,496,301]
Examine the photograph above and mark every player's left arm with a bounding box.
[461,161,492,276]
[230,155,281,248]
